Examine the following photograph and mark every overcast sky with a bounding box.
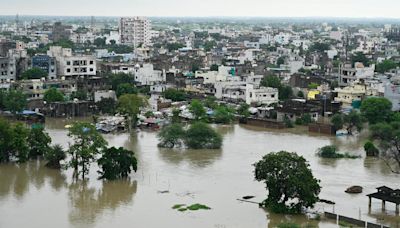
[1,0,399,18]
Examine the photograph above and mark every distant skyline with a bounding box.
[1,0,399,19]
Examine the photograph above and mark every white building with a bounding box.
[119,17,151,47]
[47,46,96,79]
[111,63,165,86]
[245,84,279,105]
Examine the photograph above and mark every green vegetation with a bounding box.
[351,52,370,67]
[213,105,235,124]
[107,73,135,91]
[28,126,51,159]
[158,122,222,149]
[21,68,48,80]
[70,90,87,101]
[308,83,319,90]
[370,121,400,173]
[162,88,187,101]
[376,60,398,73]
[44,88,65,103]
[277,223,301,228]
[237,103,250,118]
[189,99,206,120]
[0,119,50,163]
[254,151,321,214]
[45,144,66,169]
[67,122,108,179]
[172,203,211,212]
[261,75,293,100]
[210,64,219,71]
[330,110,363,135]
[96,98,116,115]
[167,42,185,52]
[0,89,27,114]
[117,94,147,128]
[317,145,360,159]
[309,42,330,53]
[97,147,138,180]
[364,141,379,157]
[361,97,392,124]
[184,122,222,149]
[295,114,313,126]
[116,83,138,97]
[158,123,186,148]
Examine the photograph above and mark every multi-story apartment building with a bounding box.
[31,55,57,79]
[47,46,96,79]
[0,57,16,84]
[119,17,151,47]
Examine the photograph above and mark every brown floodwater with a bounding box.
[1,118,400,228]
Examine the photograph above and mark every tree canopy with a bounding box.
[184,122,222,149]
[376,60,398,73]
[162,89,187,101]
[97,147,138,180]
[21,67,48,80]
[361,97,392,124]
[254,151,321,214]
[67,122,108,179]
[189,99,206,120]
[44,88,65,103]
[0,89,27,114]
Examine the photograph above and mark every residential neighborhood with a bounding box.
[2,2,400,228]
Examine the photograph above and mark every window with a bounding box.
[67,61,71,65]
[89,61,94,65]
[67,68,71,73]
[90,68,94,72]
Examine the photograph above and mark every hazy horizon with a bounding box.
[1,0,400,19]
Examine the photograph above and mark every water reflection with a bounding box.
[158,148,223,168]
[0,161,67,200]
[68,180,137,228]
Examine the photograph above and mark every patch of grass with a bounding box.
[172,203,211,212]
[338,221,354,227]
[172,204,186,209]
[277,223,301,228]
[187,203,211,211]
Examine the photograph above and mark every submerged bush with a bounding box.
[317,145,360,159]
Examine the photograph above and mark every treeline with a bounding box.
[0,120,138,180]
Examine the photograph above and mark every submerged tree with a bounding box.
[157,123,186,148]
[189,99,206,121]
[97,147,138,180]
[67,122,107,179]
[28,125,52,159]
[254,151,321,214]
[184,122,222,149]
[45,144,66,169]
[361,97,392,124]
[117,94,147,128]
[370,121,400,173]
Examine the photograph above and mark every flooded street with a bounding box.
[1,118,400,228]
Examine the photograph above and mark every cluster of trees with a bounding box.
[162,88,187,101]
[331,110,363,135]
[0,119,62,166]
[0,119,138,181]
[158,122,222,149]
[93,37,134,54]
[254,151,321,214]
[376,59,398,73]
[316,145,359,159]
[65,122,138,180]
[21,68,48,80]
[0,89,27,114]
[261,75,293,100]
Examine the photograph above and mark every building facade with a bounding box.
[119,17,151,47]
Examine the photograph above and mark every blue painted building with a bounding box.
[31,55,57,79]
